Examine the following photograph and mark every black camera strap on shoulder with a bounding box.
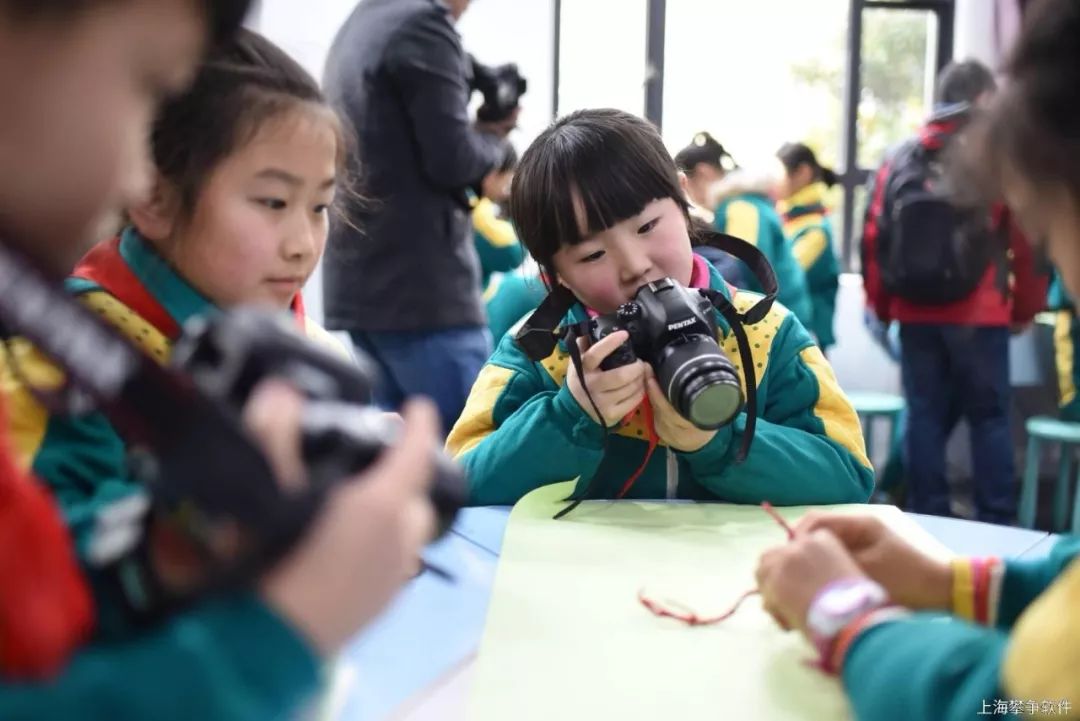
[514,282,577,362]
[518,232,780,518]
[701,287,759,463]
[0,236,326,620]
[696,230,778,323]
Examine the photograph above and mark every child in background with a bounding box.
[470,145,547,341]
[775,142,841,351]
[676,133,813,329]
[756,3,1080,717]
[448,109,872,507]
[1046,271,1080,421]
[473,146,523,299]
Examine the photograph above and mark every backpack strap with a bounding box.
[990,207,1013,300]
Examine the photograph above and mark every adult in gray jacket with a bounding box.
[323,0,512,433]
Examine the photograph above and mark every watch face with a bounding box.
[821,585,874,615]
[808,580,888,643]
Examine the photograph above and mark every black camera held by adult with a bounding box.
[588,278,744,430]
[469,54,527,124]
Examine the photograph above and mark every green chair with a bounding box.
[1020,415,1080,532]
[846,391,905,492]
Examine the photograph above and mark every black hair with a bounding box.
[496,143,519,175]
[674,132,736,176]
[151,28,353,217]
[509,109,689,278]
[777,142,838,188]
[935,59,997,106]
[966,0,1080,207]
[0,0,251,43]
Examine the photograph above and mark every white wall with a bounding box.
[954,0,1025,73]
[954,0,997,68]
[252,0,554,140]
[456,0,555,148]
[251,0,555,323]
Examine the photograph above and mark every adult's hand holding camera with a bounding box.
[475,106,520,138]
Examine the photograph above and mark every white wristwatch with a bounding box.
[806,578,890,660]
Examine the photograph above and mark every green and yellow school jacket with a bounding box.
[712,175,814,332]
[1047,272,1080,421]
[0,229,337,720]
[473,196,525,294]
[3,229,345,518]
[447,254,874,506]
[841,536,1080,720]
[484,271,548,344]
[472,196,533,340]
[0,593,319,721]
[779,182,841,350]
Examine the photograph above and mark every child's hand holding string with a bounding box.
[567,331,648,427]
[793,512,953,611]
[755,529,868,637]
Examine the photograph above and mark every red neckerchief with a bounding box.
[0,401,94,677]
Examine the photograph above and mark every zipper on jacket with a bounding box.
[666,448,678,499]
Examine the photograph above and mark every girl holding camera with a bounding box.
[447,109,872,509]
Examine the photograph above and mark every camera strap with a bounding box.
[514,282,577,361]
[695,230,778,322]
[701,287,758,463]
[553,324,662,521]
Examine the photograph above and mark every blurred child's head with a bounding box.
[774,142,837,199]
[487,143,518,205]
[936,59,997,109]
[674,132,734,209]
[510,109,695,314]
[128,29,347,310]
[0,0,251,272]
[969,0,1080,297]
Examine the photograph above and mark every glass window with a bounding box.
[856,8,938,169]
[663,0,848,170]
[558,0,648,117]
[839,184,869,272]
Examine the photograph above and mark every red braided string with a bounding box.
[638,501,793,626]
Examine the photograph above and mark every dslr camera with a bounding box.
[469,55,527,124]
[171,309,465,539]
[588,278,743,430]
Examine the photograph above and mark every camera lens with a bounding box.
[655,336,743,429]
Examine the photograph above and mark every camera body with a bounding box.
[587,278,744,430]
[470,57,527,123]
[171,309,465,537]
